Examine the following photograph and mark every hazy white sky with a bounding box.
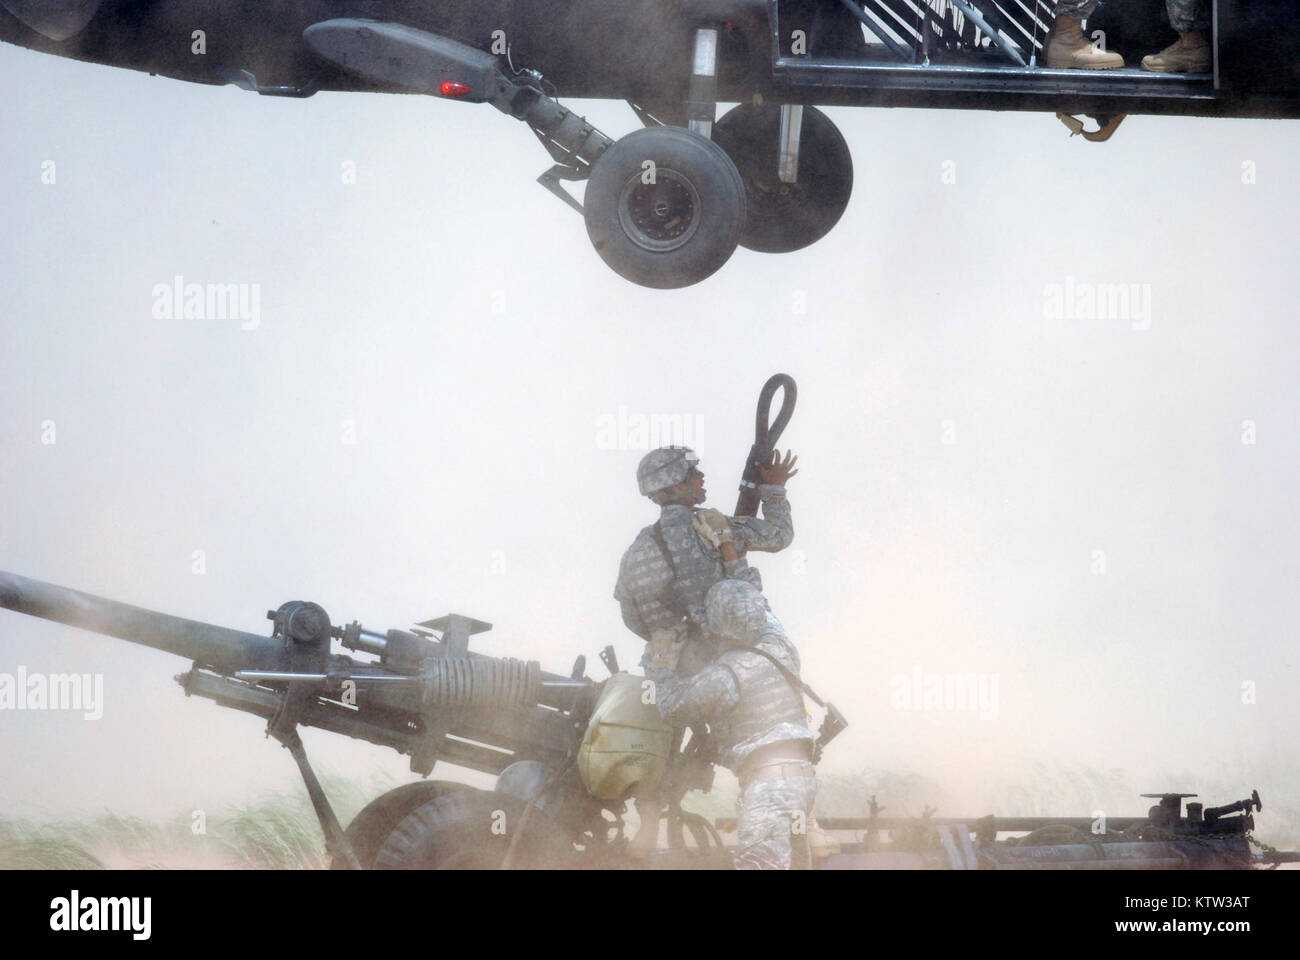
[1,38,1296,824]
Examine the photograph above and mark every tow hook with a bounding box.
[1056,112,1126,142]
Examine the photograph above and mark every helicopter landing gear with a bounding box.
[583,125,746,289]
[712,103,854,254]
[581,26,747,288]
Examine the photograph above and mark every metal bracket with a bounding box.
[519,95,615,215]
[417,613,491,658]
[536,166,585,213]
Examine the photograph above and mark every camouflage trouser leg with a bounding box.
[733,773,818,870]
[1053,0,1099,20]
[1166,0,1210,33]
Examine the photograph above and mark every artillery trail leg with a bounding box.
[283,729,363,870]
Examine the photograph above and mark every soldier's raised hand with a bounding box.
[756,449,799,486]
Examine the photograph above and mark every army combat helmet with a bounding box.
[636,446,700,497]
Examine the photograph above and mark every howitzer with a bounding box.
[0,569,824,869]
[0,569,636,868]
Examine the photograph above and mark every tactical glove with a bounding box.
[692,508,734,549]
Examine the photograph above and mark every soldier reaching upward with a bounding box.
[613,445,797,678]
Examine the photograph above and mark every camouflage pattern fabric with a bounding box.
[1052,0,1100,19]
[614,485,793,673]
[1052,0,1207,33]
[648,580,817,870]
[735,771,818,870]
[703,581,811,753]
[1165,0,1209,33]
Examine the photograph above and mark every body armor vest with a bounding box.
[709,647,807,754]
[649,515,722,631]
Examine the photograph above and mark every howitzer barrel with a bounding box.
[0,570,283,673]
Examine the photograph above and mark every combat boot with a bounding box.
[1141,34,1211,73]
[1044,17,1124,70]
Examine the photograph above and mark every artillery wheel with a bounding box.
[373,789,574,869]
[584,126,746,289]
[332,780,468,870]
[712,104,853,254]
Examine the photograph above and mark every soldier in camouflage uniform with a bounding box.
[1141,1,1211,73]
[647,579,818,870]
[1045,1,1124,69]
[613,445,797,678]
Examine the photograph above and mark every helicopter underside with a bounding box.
[3,0,1296,288]
[1,0,1298,118]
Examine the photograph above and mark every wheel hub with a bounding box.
[617,169,701,252]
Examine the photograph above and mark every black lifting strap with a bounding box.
[734,374,797,518]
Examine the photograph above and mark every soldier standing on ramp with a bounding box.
[613,445,798,678]
[647,578,818,870]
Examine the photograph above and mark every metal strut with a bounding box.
[778,104,804,183]
[686,27,720,137]
[836,0,915,62]
[945,0,1028,66]
[301,20,615,214]
[281,727,362,869]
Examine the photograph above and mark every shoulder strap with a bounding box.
[650,521,679,577]
[734,644,825,708]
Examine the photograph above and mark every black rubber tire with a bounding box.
[584,126,746,289]
[331,780,468,870]
[712,104,853,254]
[372,789,573,870]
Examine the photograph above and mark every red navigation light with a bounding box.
[440,80,471,97]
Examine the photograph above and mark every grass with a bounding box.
[0,775,378,870]
[3,764,1296,868]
